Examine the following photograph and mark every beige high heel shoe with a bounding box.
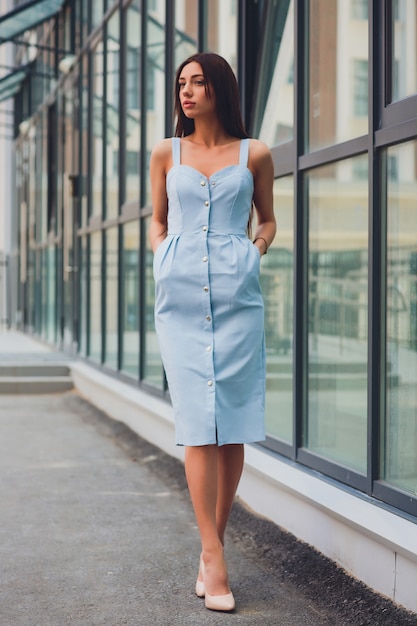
[195,558,205,597]
[201,559,235,612]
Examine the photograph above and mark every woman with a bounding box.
[150,52,276,612]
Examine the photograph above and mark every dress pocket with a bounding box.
[153,237,169,278]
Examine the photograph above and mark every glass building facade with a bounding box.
[6,0,417,524]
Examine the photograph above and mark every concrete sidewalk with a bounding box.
[0,391,330,626]
[0,332,416,625]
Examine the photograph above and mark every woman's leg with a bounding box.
[216,444,244,545]
[186,444,244,594]
[185,445,230,596]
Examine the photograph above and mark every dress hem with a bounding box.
[176,435,266,448]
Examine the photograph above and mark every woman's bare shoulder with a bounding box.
[248,139,273,172]
[249,138,272,158]
[151,137,173,160]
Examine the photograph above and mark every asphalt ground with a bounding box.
[0,389,416,626]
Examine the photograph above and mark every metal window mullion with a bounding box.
[87,50,93,220]
[72,74,81,349]
[237,0,261,133]
[86,49,93,358]
[101,21,108,364]
[293,0,308,459]
[102,23,108,221]
[118,1,126,372]
[165,0,174,136]
[198,0,207,51]
[138,0,148,382]
[86,233,91,356]
[366,0,385,495]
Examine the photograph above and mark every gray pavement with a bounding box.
[0,332,416,625]
[0,391,327,626]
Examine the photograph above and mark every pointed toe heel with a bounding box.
[201,558,235,612]
[204,590,235,612]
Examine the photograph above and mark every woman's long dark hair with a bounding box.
[174,53,248,139]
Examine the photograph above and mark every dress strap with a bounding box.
[172,137,181,166]
[239,138,250,167]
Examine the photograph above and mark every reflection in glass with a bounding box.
[35,119,44,243]
[308,0,368,151]
[80,53,89,226]
[104,228,119,370]
[307,156,369,473]
[146,3,166,206]
[263,177,294,443]
[46,246,56,342]
[254,0,294,145]
[175,0,197,68]
[91,40,104,218]
[41,249,47,338]
[121,221,140,377]
[89,231,102,362]
[63,87,75,348]
[79,237,87,355]
[91,0,103,29]
[144,217,164,388]
[106,11,120,219]
[207,1,238,72]
[384,140,417,495]
[391,0,417,101]
[125,0,141,203]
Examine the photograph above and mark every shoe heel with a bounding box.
[201,559,235,612]
[195,557,205,597]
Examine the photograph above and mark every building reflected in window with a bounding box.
[384,139,417,495]
[307,156,369,473]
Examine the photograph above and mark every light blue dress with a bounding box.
[153,137,265,446]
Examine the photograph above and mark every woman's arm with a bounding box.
[149,139,171,253]
[250,139,277,255]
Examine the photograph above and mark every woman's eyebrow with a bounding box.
[179,74,205,80]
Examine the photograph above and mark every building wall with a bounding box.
[0,0,14,328]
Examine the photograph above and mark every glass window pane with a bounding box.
[175,0,197,68]
[383,140,417,495]
[104,227,118,370]
[351,0,368,20]
[264,176,294,443]
[46,246,56,342]
[41,249,47,338]
[125,0,141,203]
[143,217,164,388]
[79,236,87,355]
[106,11,120,219]
[308,0,368,151]
[307,156,369,473]
[91,0,104,30]
[390,0,417,102]
[207,1,238,72]
[254,0,294,145]
[91,40,104,218]
[121,221,140,377]
[146,2,166,206]
[80,53,88,227]
[89,231,102,362]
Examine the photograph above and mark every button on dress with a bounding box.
[153,137,265,446]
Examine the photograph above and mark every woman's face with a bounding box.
[178,61,216,119]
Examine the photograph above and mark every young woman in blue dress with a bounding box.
[150,53,276,612]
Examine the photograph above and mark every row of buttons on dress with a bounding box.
[201,179,214,388]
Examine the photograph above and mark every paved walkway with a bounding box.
[0,331,416,625]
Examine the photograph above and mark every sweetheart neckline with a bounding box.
[167,163,253,181]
